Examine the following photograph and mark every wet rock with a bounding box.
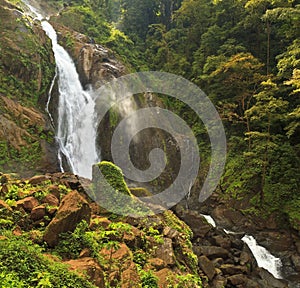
[177,210,212,238]
[43,190,91,247]
[213,235,231,249]
[195,246,229,259]
[212,258,224,268]
[198,255,216,280]
[77,44,124,88]
[256,231,294,252]
[255,268,288,288]
[220,263,248,275]
[65,257,105,288]
[240,250,252,265]
[227,274,247,285]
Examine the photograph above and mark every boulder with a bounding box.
[146,258,166,270]
[220,264,248,275]
[16,196,39,212]
[30,205,46,221]
[121,262,140,288]
[255,268,288,288]
[227,274,247,285]
[41,193,59,207]
[198,255,216,281]
[65,257,104,288]
[43,190,91,247]
[213,235,231,249]
[100,243,132,262]
[154,237,175,265]
[194,246,229,259]
[154,268,175,288]
[28,175,50,185]
[178,210,212,238]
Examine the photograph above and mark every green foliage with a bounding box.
[0,234,96,287]
[167,273,203,288]
[53,220,103,260]
[139,269,159,288]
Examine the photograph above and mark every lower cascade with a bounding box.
[202,214,283,279]
[242,234,283,279]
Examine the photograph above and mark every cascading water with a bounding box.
[201,214,283,279]
[242,235,283,279]
[24,2,99,178]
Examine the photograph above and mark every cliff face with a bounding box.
[0,0,58,175]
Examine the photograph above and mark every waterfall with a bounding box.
[242,235,283,279]
[201,214,216,227]
[24,2,99,179]
[201,214,283,279]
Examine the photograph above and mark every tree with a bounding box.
[245,79,288,201]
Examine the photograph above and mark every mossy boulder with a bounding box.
[94,161,132,197]
[91,161,154,217]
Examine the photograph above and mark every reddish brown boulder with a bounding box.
[41,193,59,207]
[121,262,140,288]
[100,243,132,262]
[145,258,166,271]
[16,196,39,212]
[28,175,50,185]
[154,268,175,288]
[43,190,91,247]
[30,205,46,221]
[65,257,104,288]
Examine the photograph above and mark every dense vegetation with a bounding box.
[51,0,300,230]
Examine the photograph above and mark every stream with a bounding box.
[201,214,283,280]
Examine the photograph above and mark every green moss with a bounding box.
[130,187,153,197]
[162,210,193,239]
[97,161,132,197]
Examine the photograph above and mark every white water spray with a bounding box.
[242,235,283,279]
[24,1,99,178]
[201,214,216,227]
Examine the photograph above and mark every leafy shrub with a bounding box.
[0,233,96,287]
